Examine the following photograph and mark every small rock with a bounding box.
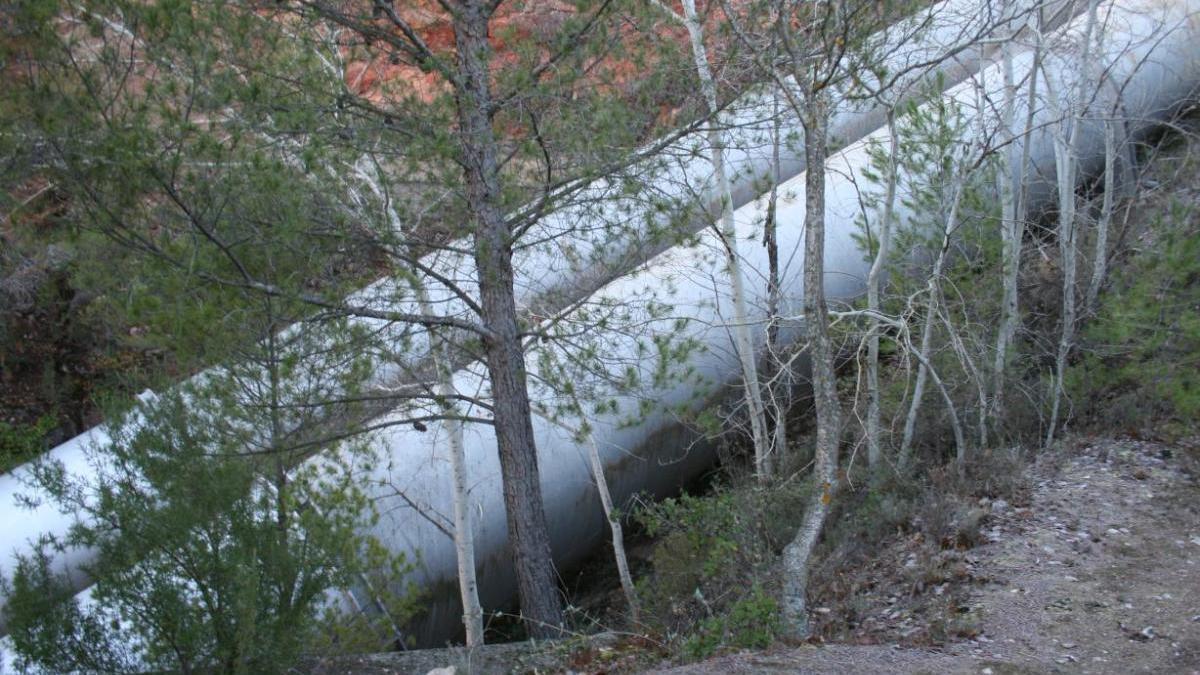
[1062,642,1077,649]
[815,607,831,614]
[426,668,456,675]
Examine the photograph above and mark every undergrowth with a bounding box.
[628,446,1028,661]
[0,414,56,474]
[1069,195,1200,443]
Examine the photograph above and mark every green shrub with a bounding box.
[1069,200,1200,437]
[2,377,416,673]
[633,482,807,650]
[0,414,56,474]
[681,587,781,660]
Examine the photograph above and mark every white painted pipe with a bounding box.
[0,0,1044,632]
[348,0,1200,644]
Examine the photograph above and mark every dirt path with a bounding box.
[652,438,1200,674]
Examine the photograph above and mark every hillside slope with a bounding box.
[651,436,1200,674]
[302,436,1200,674]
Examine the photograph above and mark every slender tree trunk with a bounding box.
[539,346,639,622]
[937,301,989,449]
[1084,4,1117,316]
[994,6,1042,421]
[899,177,968,470]
[681,0,773,482]
[437,340,485,646]
[782,96,840,638]
[265,311,299,627]
[1046,0,1099,446]
[905,323,967,471]
[584,430,639,623]
[1084,117,1117,314]
[764,87,790,465]
[899,284,936,469]
[865,109,899,472]
[452,1,563,637]
[357,156,485,646]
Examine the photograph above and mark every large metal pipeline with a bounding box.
[336,0,1200,644]
[0,0,1055,632]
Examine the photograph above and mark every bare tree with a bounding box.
[1045,0,1101,446]
[717,0,1006,635]
[897,169,970,471]
[651,0,776,482]
[345,157,485,645]
[993,0,1044,421]
[864,109,901,471]
[1083,117,1118,314]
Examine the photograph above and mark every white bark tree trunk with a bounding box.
[1046,0,1100,446]
[355,159,485,647]
[537,348,640,622]
[898,176,968,470]
[329,69,484,642]
[865,110,900,471]
[681,0,774,482]
[993,4,1042,420]
[438,343,485,647]
[584,430,639,623]
[937,303,989,449]
[1084,116,1118,314]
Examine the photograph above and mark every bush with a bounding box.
[632,482,807,653]
[1069,199,1200,438]
[0,414,55,474]
[681,587,781,660]
[2,373,417,673]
